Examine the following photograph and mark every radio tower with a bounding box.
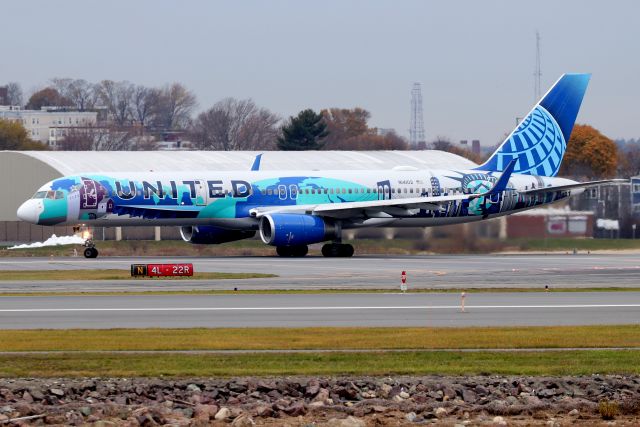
[534,30,542,102]
[410,82,425,148]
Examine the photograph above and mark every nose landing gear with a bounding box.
[83,239,99,258]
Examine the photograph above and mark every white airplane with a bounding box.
[17,73,619,258]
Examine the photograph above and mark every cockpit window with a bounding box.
[55,191,64,199]
[46,191,56,199]
[32,191,47,199]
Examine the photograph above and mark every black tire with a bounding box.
[276,245,308,257]
[84,247,98,258]
[340,244,354,257]
[276,246,291,257]
[322,243,354,257]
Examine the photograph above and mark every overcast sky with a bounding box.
[4,0,639,146]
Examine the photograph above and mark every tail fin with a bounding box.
[478,73,591,177]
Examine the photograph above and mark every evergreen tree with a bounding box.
[277,109,328,150]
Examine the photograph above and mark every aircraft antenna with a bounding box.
[534,30,542,103]
[410,82,426,148]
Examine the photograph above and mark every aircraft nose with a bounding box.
[17,200,39,224]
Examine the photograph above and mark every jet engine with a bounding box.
[180,225,255,244]
[259,214,337,246]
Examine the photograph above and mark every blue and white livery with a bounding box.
[17,74,619,258]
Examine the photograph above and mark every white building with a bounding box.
[0,106,97,147]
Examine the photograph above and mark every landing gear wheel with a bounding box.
[276,245,308,257]
[321,243,354,257]
[83,247,98,258]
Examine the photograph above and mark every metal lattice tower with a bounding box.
[534,30,542,102]
[410,82,425,147]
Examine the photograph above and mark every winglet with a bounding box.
[251,154,263,171]
[488,158,517,195]
[471,158,517,199]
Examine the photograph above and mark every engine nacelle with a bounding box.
[180,225,255,244]
[259,214,336,246]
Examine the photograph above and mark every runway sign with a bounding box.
[131,263,194,277]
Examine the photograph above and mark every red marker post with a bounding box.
[400,270,407,293]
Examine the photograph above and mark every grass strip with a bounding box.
[1,325,640,352]
[0,350,638,377]
[0,270,276,281]
[1,287,639,297]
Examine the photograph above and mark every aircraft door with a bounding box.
[195,180,208,206]
[66,190,80,221]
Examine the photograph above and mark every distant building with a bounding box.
[507,207,594,238]
[459,139,481,156]
[0,107,97,147]
[569,180,637,238]
[471,139,481,155]
[0,87,7,105]
[377,128,396,137]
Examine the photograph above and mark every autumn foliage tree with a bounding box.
[320,107,408,150]
[25,87,72,110]
[559,124,618,179]
[0,119,47,150]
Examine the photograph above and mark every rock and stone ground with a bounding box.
[1,375,639,426]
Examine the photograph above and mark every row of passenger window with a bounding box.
[257,187,464,196]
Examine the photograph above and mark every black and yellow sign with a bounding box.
[131,264,148,277]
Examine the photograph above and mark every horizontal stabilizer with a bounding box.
[519,179,628,195]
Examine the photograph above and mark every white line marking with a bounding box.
[0,304,639,313]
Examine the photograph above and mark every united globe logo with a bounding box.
[498,105,566,177]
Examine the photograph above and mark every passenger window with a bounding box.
[410,188,414,194]
[348,189,352,194]
[267,189,273,195]
[366,188,371,193]
[324,189,328,194]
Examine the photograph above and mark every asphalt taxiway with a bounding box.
[1,291,639,329]
[0,253,638,292]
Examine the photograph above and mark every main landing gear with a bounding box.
[83,239,99,259]
[276,245,309,257]
[321,243,354,257]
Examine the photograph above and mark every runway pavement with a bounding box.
[0,253,638,292]
[1,291,639,328]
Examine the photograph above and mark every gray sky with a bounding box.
[4,0,639,146]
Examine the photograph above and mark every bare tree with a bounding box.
[153,83,197,129]
[96,80,135,126]
[5,82,24,106]
[58,125,137,151]
[191,98,280,151]
[131,85,157,127]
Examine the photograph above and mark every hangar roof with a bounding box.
[15,150,477,175]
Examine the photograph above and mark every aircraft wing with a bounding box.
[250,159,518,219]
[249,193,473,219]
[519,179,628,195]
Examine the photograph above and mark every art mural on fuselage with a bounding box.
[32,169,567,227]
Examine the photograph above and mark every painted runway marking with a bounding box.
[0,304,639,313]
